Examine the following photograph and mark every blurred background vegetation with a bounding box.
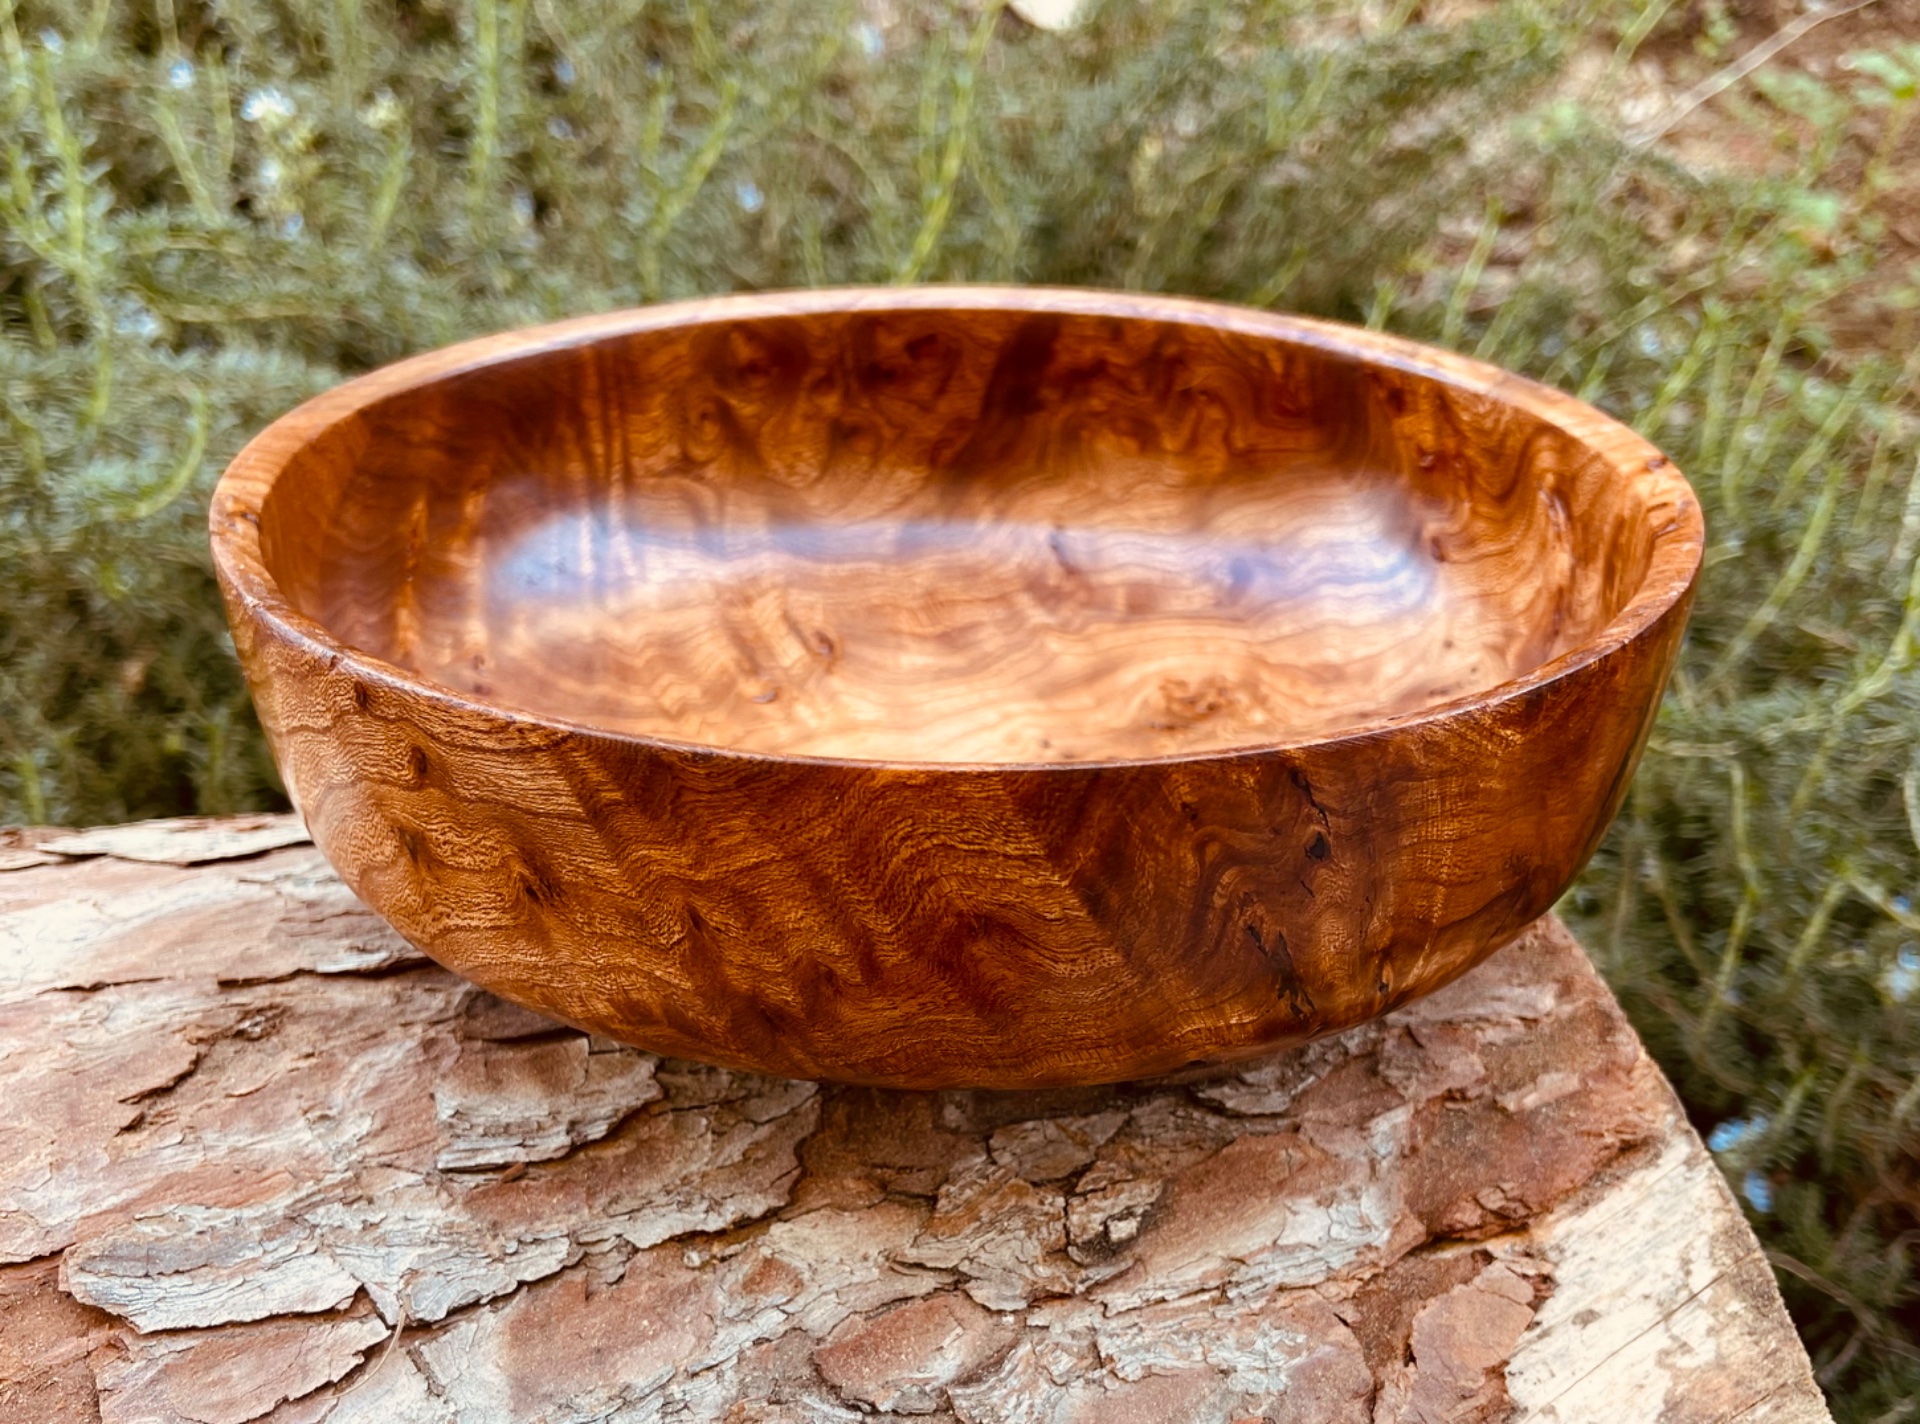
[2,0,1917,1410]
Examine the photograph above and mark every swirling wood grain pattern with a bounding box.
[210,288,1701,1088]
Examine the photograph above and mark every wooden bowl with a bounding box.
[211,288,1701,1088]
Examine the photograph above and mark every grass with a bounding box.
[1,0,1917,1410]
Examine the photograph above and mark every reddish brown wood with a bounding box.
[209,288,1702,1088]
[0,826,1829,1422]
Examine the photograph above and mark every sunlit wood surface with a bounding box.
[211,289,1702,1087]
[0,821,1827,1423]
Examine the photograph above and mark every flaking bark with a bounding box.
[0,818,1830,1423]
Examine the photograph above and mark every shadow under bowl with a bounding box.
[211,287,1702,1088]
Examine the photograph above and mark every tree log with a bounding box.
[0,816,1828,1423]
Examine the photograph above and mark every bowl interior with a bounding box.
[258,302,1663,764]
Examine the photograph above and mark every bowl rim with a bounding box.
[209,284,1704,774]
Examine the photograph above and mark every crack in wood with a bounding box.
[0,833,1832,1423]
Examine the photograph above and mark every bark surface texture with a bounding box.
[0,816,1827,1423]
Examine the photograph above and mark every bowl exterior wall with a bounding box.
[219,570,1688,1089]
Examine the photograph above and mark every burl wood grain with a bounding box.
[209,288,1702,1088]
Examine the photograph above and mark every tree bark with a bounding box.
[0,816,1829,1423]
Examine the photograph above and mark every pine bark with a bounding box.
[0,816,1829,1423]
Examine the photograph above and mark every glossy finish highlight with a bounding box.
[210,288,1702,1087]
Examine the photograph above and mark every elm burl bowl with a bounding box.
[210,287,1701,1089]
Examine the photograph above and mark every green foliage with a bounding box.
[0,0,1573,819]
[1532,56,1920,1414]
[3,0,1918,1409]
